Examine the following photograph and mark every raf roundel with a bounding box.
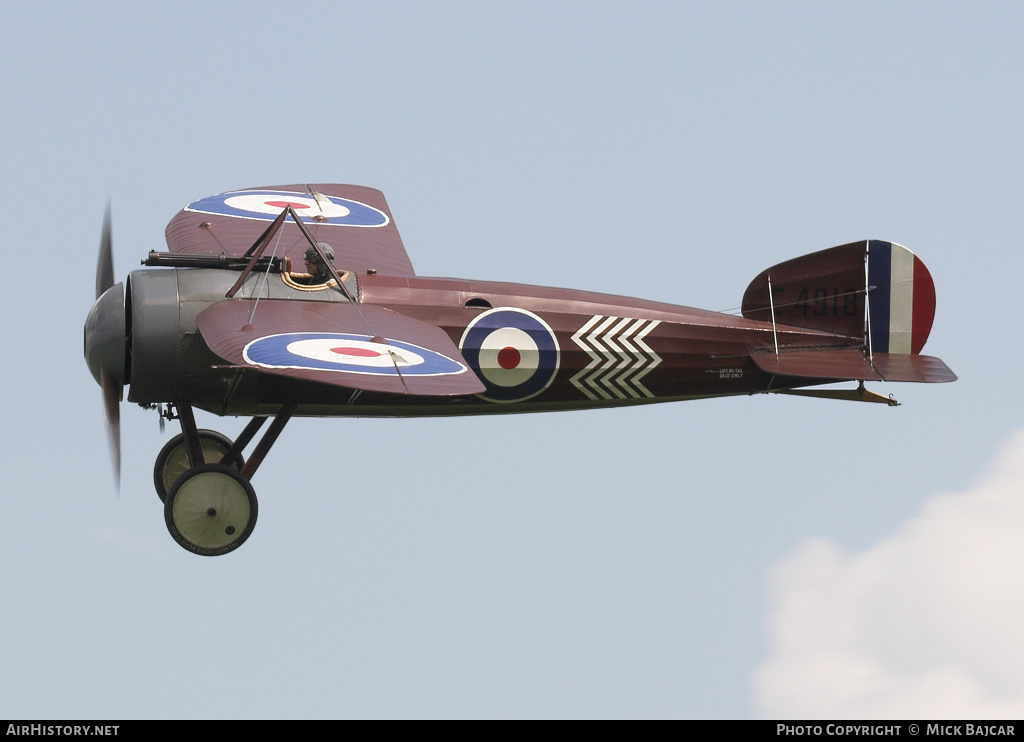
[459,308,560,403]
[185,189,389,228]
[243,333,467,377]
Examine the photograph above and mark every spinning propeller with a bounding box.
[84,205,126,489]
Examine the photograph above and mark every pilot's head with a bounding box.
[304,243,335,279]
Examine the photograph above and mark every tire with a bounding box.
[164,463,258,557]
[153,430,245,503]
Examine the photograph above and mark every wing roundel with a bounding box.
[165,184,416,277]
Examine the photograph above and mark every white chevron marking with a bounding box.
[581,315,619,400]
[570,315,662,400]
[570,315,606,401]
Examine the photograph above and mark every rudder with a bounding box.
[866,240,936,355]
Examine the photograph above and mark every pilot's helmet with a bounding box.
[305,243,336,263]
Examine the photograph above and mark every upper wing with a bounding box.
[165,184,416,277]
[196,299,485,397]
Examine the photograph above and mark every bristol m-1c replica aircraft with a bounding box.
[84,184,956,556]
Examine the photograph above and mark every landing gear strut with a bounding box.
[157,402,295,556]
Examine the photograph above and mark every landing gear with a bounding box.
[153,430,245,502]
[155,402,295,557]
[165,464,257,556]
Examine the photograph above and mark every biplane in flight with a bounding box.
[84,184,956,556]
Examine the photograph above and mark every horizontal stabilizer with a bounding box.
[870,352,957,383]
[752,348,956,383]
[197,299,486,397]
[753,348,880,380]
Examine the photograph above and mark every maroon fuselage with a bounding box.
[164,270,853,418]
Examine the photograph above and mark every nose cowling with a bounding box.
[84,282,126,389]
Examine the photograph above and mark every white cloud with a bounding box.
[754,430,1024,719]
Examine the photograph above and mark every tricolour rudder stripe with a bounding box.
[867,241,936,355]
[868,240,892,352]
[911,254,936,353]
[888,244,915,354]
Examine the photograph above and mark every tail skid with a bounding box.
[773,384,899,406]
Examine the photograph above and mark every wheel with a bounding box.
[164,463,258,557]
[153,430,245,502]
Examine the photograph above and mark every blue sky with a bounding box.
[2,1,1022,718]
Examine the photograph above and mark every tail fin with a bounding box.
[741,240,937,355]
